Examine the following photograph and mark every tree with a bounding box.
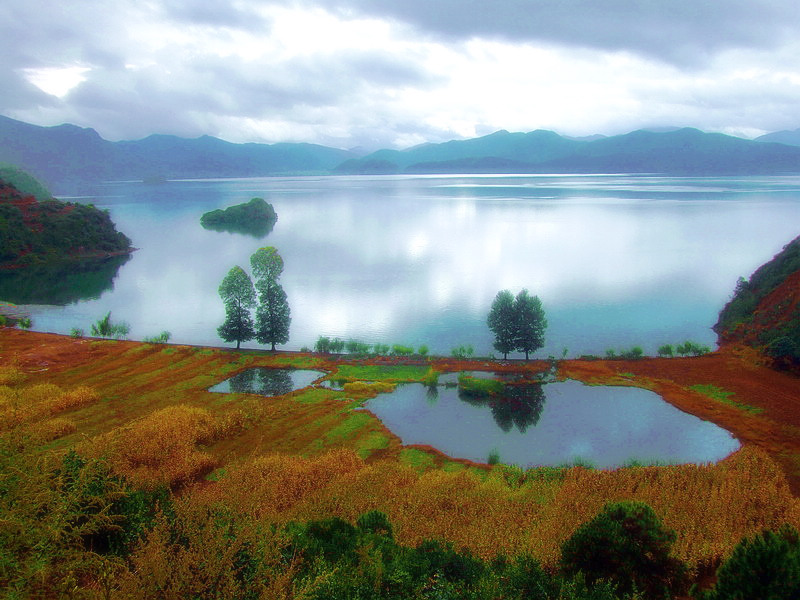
[560,501,687,598]
[703,525,800,600]
[513,289,546,360]
[250,247,290,351]
[487,289,516,359]
[217,265,255,349]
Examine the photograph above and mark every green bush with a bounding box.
[143,331,171,344]
[417,344,429,357]
[458,373,505,397]
[70,327,84,338]
[701,525,800,600]
[17,316,32,329]
[657,344,674,357]
[391,344,414,356]
[451,344,474,359]
[560,501,687,598]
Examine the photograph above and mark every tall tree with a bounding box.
[250,247,291,351]
[217,265,255,349]
[514,289,546,360]
[487,289,516,359]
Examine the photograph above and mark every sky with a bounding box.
[3,0,800,150]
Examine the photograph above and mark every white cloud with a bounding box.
[3,0,800,147]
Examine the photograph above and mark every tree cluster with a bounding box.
[217,246,290,350]
[487,289,547,359]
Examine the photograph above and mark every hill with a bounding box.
[0,115,357,189]
[756,129,800,147]
[0,171,132,267]
[338,127,800,175]
[714,235,800,366]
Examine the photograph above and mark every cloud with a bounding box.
[325,0,800,67]
[2,0,800,148]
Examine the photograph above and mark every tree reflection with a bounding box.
[0,254,130,305]
[256,368,294,396]
[490,384,545,433]
[458,382,546,433]
[227,368,257,393]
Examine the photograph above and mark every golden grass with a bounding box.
[195,446,800,572]
[0,382,101,432]
[80,405,220,489]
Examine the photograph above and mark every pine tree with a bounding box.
[487,289,516,359]
[217,266,255,349]
[514,289,546,360]
[250,247,291,351]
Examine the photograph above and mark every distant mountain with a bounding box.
[755,129,800,147]
[5,115,800,185]
[0,115,357,189]
[338,127,800,176]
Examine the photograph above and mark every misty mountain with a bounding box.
[0,115,357,190]
[5,114,800,186]
[338,127,800,175]
[755,129,800,147]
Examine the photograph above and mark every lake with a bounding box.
[363,379,740,468]
[10,174,800,357]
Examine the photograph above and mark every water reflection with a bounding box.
[363,379,740,468]
[0,255,130,305]
[209,368,323,396]
[201,217,275,238]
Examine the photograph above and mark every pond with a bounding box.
[209,368,324,396]
[363,379,740,468]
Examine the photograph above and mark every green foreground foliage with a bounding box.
[2,432,798,599]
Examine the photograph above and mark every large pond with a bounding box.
[363,379,740,468]
[209,368,324,396]
[11,175,800,356]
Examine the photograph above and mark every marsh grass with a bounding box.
[689,383,763,414]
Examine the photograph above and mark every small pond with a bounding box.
[209,368,325,396]
[363,379,739,468]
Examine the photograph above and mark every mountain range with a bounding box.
[3,114,800,189]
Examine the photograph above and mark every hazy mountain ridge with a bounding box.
[339,127,800,175]
[0,116,357,189]
[4,114,800,186]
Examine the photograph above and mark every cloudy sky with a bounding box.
[3,0,800,150]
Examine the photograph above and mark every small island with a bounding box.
[200,197,278,238]
[0,165,133,268]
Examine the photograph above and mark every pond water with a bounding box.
[208,368,324,396]
[363,379,740,468]
[12,174,800,356]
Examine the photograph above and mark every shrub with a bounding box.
[70,327,84,338]
[391,344,414,356]
[560,501,687,598]
[417,344,429,357]
[17,316,32,329]
[143,331,171,344]
[702,525,800,600]
[0,315,6,327]
[451,344,474,359]
[90,312,130,339]
[658,344,674,358]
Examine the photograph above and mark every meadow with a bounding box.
[2,328,800,597]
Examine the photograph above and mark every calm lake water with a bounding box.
[208,368,324,396]
[11,174,800,357]
[364,380,740,468]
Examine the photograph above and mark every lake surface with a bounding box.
[10,174,800,356]
[364,380,740,468]
[208,368,324,396]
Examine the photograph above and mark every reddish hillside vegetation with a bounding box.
[714,235,800,367]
